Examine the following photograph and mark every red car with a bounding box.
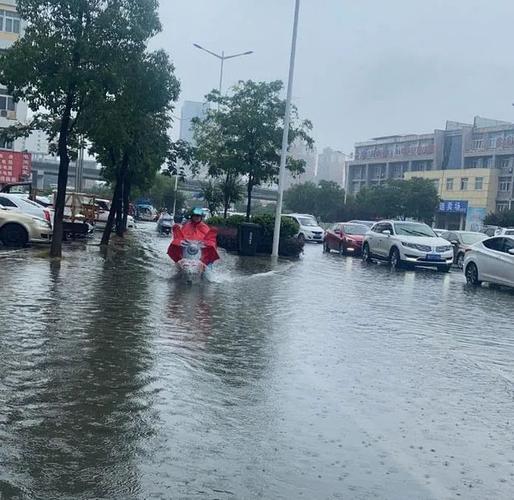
[323,222,369,255]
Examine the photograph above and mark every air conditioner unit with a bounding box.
[6,111,16,120]
[0,110,7,118]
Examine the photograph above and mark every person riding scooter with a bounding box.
[167,208,219,266]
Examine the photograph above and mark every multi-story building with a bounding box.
[347,117,514,230]
[283,140,317,189]
[0,0,28,152]
[317,147,347,187]
[179,100,208,145]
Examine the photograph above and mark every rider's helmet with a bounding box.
[190,207,204,218]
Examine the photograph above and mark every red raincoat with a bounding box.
[167,221,220,266]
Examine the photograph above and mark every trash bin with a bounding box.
[238,223,261,256]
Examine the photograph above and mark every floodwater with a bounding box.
[1,224,514,500]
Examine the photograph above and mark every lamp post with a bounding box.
[272,0,301,259]
[193,43,253,95]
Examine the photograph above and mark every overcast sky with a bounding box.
[156,0,514,154]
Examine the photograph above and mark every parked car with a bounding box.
[0,193,52,226]
[282,213,325,244]
[324,222,369,255]
[495,227,514,236]
[95,199,135,229]
[0,207,52,247]
[362,220,454,271]
[433,228,447,237]
[464,236,514,288]
[348,220,375,228]
[440,230,487,269]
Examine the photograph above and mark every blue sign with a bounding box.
[439,200,468,213]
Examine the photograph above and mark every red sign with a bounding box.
[0,150,32,184]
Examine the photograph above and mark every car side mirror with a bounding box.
[334,229,341,234]
[382,230,391,236]
[509,249,514,255]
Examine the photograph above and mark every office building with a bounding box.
[347,117,514,230]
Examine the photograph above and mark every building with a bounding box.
[347,116,514,230]
[283,140,317,189]
[23,129,50,155]
[179,100,208,144]
[0,0,28,152]
[317,147,347,187]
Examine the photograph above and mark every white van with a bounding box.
[282,213,325,244]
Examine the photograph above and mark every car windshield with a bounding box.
[297,217,317,227]
[460,232,485,245]
[342,224,368,235]
[394,223,435,237]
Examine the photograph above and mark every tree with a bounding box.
[0,0,161,257]
[397,177,440,223]
[85,49,180,244]
[201,181,223,216]
[284,180,347,222]
[193,80,313,220]
[484,209,514,227]
[137,173,186,214]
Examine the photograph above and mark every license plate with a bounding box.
[426,253,441,261]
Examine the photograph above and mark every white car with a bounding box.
[95,199,135,229]
[0,207,53,246]
[283,213,325,244]
[0,193,53,226]
[362,220,454,271]
[464,236,514,288]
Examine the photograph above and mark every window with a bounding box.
[499,177,512,192]
[372,223,386,233]
[0,10,21,34]
[496,202,509,212]
[482,157,491,168]
[472,138,484,149]
[483,238,504,252]
[0,196,17,208]
[503,238,514,254]
[446,178,454,191]
[460,177,469,190]
[0,94,15,111]
[475,177,483,190]
[0,137,13,149]
[432,179,440,191]
[497,157,511,169]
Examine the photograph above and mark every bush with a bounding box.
[252,214,300,240]
[484,209,514,227]
[208,214,246,227]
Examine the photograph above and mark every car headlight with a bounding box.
[436,245,452,253]
[402,242,431,252]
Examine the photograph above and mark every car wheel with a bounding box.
[465,262,482,286]
[456,253,465,269]
[298,233,305,244]
[362,243,371,262]
[390,247,403,270]
[0,223,29,248]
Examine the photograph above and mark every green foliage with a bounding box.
[484,209,514,227]
[0,0,162,256]
[201,181,223,216]
[208,214,246,228]
[253,214,300,240]
[138,174,185,213]
[285,178,440,223]
[192,80,313,219]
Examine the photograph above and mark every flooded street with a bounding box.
[1,224,514,500]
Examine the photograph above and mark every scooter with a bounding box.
[157,213,173,235]
[176,240,207,283]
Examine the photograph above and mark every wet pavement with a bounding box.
[1,223,514,499]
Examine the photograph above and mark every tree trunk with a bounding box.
[115,175,124,237]
[100,176,122,246]
[49,93,75,258]
[245,176,253,221]
[122,176,131,232]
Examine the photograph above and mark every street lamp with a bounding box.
[193,43,253,94]
[272,0,301,259]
